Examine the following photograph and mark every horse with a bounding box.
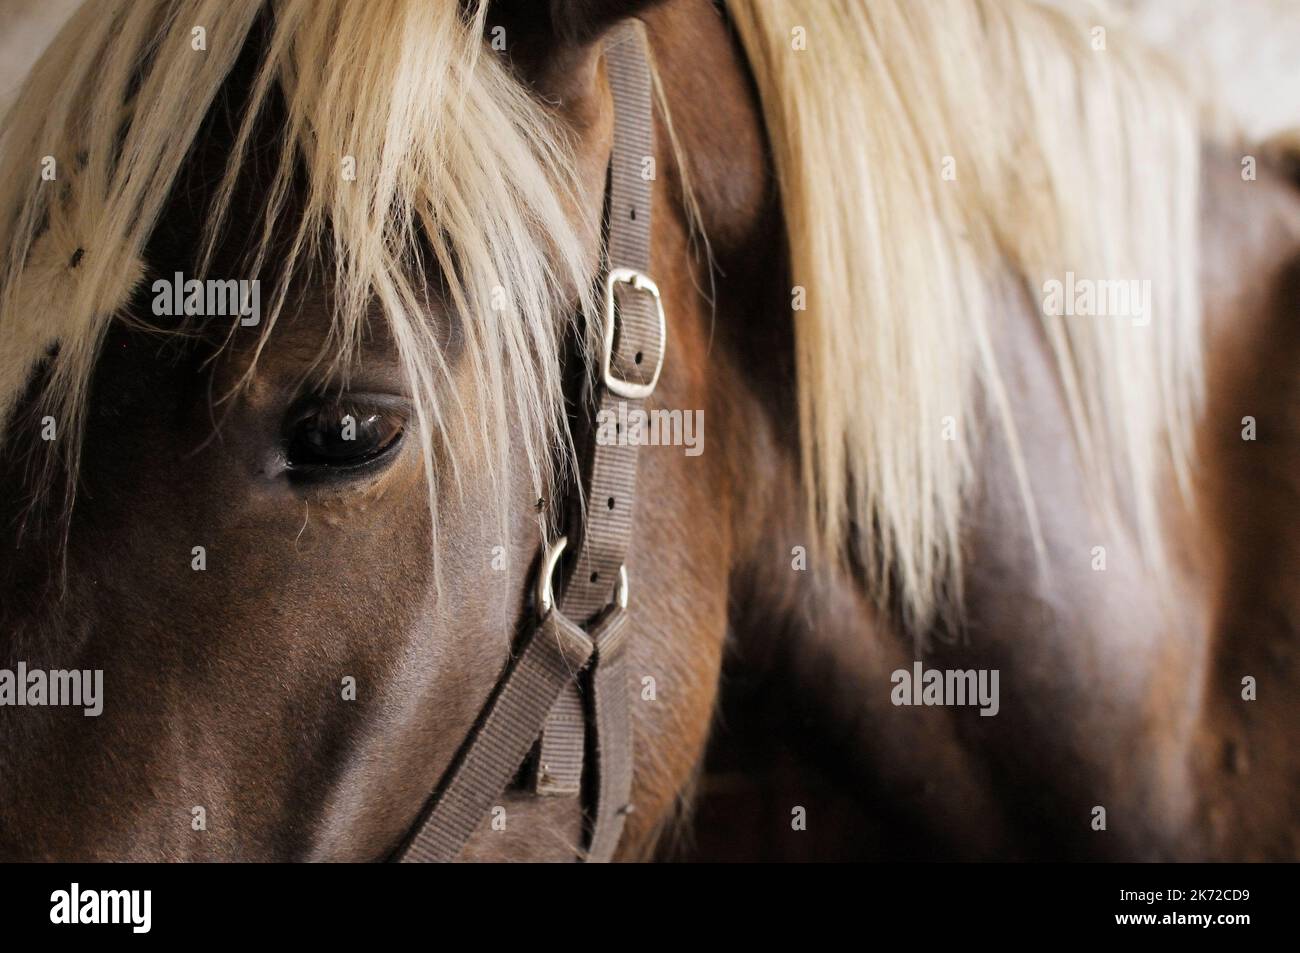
[0,0,1297,861]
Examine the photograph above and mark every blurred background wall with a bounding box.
[0,0,80,100]
[1122,0,1300,141]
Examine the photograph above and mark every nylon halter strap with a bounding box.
[394,21,663,864]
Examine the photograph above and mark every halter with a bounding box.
[393,21,663,863]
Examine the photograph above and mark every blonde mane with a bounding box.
[0,0,596,544]
[728,0,1204,626]
[1,0,1207,628]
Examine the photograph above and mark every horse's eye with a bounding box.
[285,401,405,472]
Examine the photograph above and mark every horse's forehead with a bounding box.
[204,286,406,394]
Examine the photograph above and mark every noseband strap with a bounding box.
[394,21,661,863]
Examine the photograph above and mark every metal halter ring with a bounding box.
[602,267,666,400]
[535,536,629,619]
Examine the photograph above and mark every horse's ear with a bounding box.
[481,0,667,50]
[545,0,668,45]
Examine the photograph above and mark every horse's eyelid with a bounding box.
[286,394,410,423]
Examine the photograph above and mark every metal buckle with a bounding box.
[535,536,629,619]
[535,536,569,619]
[614,564,630,611]
[602,267,665,400]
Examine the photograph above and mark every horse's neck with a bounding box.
[645,1,857,603]
[646,0,908,696]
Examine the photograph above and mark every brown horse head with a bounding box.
[0,0,768,860]
[5,0,1298,864]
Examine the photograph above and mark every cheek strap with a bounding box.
[393,19,663,864]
